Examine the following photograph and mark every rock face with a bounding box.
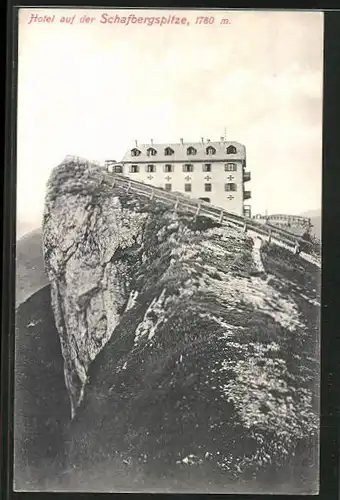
[40,159,320,492]
[43,160,148,417]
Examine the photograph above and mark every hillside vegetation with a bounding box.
[14,160,320,493]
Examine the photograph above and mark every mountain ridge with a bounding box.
[16,228,49,308]
[299,208,321,239]
[14,160,320,493]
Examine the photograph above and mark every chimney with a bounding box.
[180,138,184,145]
[201,137,204,144]
[135,139,138,147]
[150,138,153,146]
[220,136,224,143]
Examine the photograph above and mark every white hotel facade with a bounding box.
[106,138,251,216]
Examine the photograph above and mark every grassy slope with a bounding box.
[59,210,320,493]
[14,185,320,493]
[14,286,70,491]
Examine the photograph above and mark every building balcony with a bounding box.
[244,190,251,200]
[243,171,251,182]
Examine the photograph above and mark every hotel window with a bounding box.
[225,183,237,192]
[183,164,194,172]
[206,146,216,155]
[130,165,139,173]
[227,145,237,154]
[203,163,212,172]
[225,163,237,172]
[185,183,192,192]
[147,147,157,156]
[205,183,212,192]
[114,165,123,173]
[164,164,174,173]
[131,148,141,157]
[146,164,156,173]
[164,147,174,156]
[165,183,172,191]
[187,147,197,155]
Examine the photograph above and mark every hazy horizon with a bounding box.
[17,8,324,233]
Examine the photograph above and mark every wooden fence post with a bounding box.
[150,188,154,200]
[293,241,301,255]
[219,210,224,223]
[126,181,131,193]
[174,197,179,212]
[243,221,247,233]
[268,228,272,244]
[195,202,201,217]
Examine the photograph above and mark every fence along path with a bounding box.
[61,156,321,268]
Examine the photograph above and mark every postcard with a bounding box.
[15,8,322,493]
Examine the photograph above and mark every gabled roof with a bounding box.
[121,141,246,163]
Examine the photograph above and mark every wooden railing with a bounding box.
[60,156,321,268]
[108,173,320,265]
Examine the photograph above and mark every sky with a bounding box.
[17,8,324,234]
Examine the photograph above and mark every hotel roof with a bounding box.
[121,140,246,163]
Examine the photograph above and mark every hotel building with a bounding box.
[106,137,251,216]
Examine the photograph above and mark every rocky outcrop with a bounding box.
[41,158,320,492]
[43,160,149,417]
